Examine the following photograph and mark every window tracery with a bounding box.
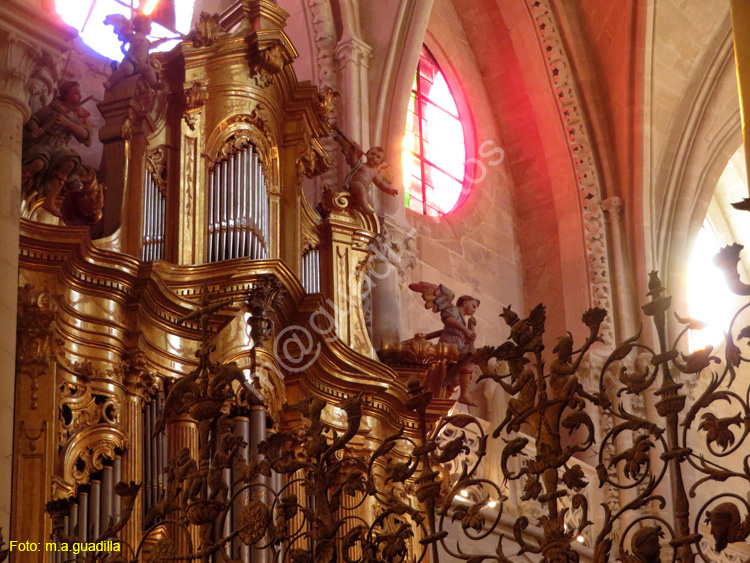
[402,46,469,217]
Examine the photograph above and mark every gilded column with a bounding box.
[0,0,73,537]
[120,356,157,550]
[318,194,378,357]
[178,82,207,265]
[97,78,156,254]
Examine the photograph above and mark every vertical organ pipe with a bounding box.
[113,455,122,521]
[89,479,101,539]
[216,163,224,261]
[233,415,251,561]
[156,392,165,501]
[233,151,240,259]
[69,502,78,543]
[253,151,258,260]
[227,154,235,260]
[250,406,268,563]
[150,396,158,505]
[208,166,215,262]
[222,160,229,261]
[78,491,88,542]
[240,149,248,258]
[101,464,113,533]
[143,400,152,515]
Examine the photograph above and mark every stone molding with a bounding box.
[525,0,615,347]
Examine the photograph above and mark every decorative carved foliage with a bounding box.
[244,275,286,347]
[190,12,223,48]
[368,222,417,284]
[379,334,460,367]
[16,284,62,410]
[250,42,287,87]
[112,351,158,394]
[57,380,120,445]
[212,106,274,169]
[146,146,168,194]
[183,82,208,130]
[296,139,333,183]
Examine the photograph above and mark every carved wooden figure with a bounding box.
[22,80,93,216]
[334,127,399,213]
[103,14,172,91]
[409,281,480,405]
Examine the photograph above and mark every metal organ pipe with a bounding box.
[101,465,113,534]
[113,455,122,521]
[222,159,230,261]
[240,149,248,258]
[207,144,270,263]
[143,399,152,516]
[251,152,257,259]
[233,415,251,561]
[78,490,88,542]
[89,479,101,539]
[227,154,235,260]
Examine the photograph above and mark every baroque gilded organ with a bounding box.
[12,1,441,561]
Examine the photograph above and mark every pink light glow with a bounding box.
[402,54,467,216]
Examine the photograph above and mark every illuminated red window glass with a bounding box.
[54,0,192,60]
[402,46,469,216]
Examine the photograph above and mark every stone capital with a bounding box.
[368,218,417,284]
[0,1,75,120]
[334,36,373,68]
[600,196,625,223]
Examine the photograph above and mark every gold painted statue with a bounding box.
[103,14,172,91]
[409,281,480,405]
[22,80,93,217]
[334,126,399,213]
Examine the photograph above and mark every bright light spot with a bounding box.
[487,500,497,508]
[576,535,585,544]
[460,489,469,498]
[54,0,194,60]
[141,0,159,15]
[687,223,734,351]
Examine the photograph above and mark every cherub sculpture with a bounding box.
[103,14,172,91]
[334,126,399,213]
[409,282,480,405]
[22,80,93,216]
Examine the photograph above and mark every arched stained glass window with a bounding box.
[402,46,469,217]
[54,0,193,60]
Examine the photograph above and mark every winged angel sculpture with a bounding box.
[409,282,480,405]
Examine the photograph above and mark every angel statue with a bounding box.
[409,282,480,406]
[334,125,399,213]
[103,13,174,91]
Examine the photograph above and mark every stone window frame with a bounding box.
[403,45,472,217]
